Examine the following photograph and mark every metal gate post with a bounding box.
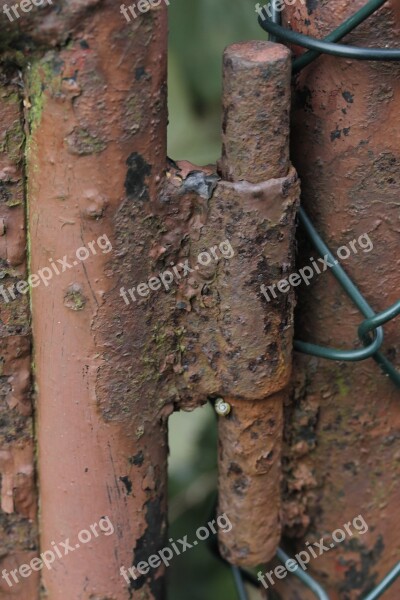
[24,2,169,598]
[1,5,304,597]
[276,1,400,598]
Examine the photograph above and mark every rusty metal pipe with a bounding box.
[28,2,169,598]
[216,41,297,567]
[275,1,400,598]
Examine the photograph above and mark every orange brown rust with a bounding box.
[124,64,299,565]
[217,394,285,566]
[24,1,169,598]
[0,61,39,599]
[0,3,299,591]
[153,161,299,569]
[219,41,292,182]
[215,42,297,566]
[273,1,400,598]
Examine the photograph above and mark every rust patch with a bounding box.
[277,1,400,598]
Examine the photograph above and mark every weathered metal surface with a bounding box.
[274,1,400,598]
[149,159,299,568]
[24,1,169,598]
[143,42,295,567]
[0,62,38,600]
[217,42,296,566]
[219,42,292,182]
[0,5,299,593]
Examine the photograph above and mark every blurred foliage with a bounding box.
[168,0,263,165]
[168,406,237,600]
[168,407,261,599]
[167,3,264,598]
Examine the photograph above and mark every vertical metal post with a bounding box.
[26,1,169,598]
[278,1,400,597]
[216,41,297,566]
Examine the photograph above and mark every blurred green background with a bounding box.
[167,2,264,598]
[168,0,263,165]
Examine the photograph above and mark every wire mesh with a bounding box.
[225,1,400,597]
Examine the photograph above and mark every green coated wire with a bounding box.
[358,301,400,386]
[267,0,280,43]
[363,562,400,600]
[241,552,400,599]
[231,566,250,600]
[292,222,400,383]
[258,6,400,62]
[262,0,400,386]
[294,207,388,362]
[368,349,400,388]
[276,548,330,600]
[292,0,388,72]
[229,3,400,599]
[359,300,400,342]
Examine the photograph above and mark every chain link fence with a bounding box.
[209,1,400,598]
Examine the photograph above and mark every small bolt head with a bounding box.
[215,398,231,417]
